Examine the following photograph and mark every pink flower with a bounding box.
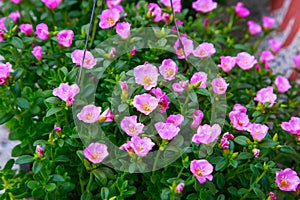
[269,192,277,200]
[233,103,247,113]
[57,30,74,47]
[281,117,300,135]
[52,83,80,106]
[120,115,144,137]
[77,105,101,123]
[116,22,131,39]
[166,114,184,127]
[133,93,159,115]
[119,81,128,98]
[161,13,172,24]
[150,88,170,113]
[71,49,97,69]
[252,148,260,158]
[35,23,49,40]
[106,0,122,8]
[218,56,236,72]
[247,123,269,141]
[274,76,291,93]
[0,62,12,85]
[10,0,22,4]
[229,111,250,131]
[133,63,159,90]
[223,132,234,140]
[41,0,62,9]
[190,71,208,88]
[99,9,120,29]
[175,183,184,194]
[159,58,178,81]
[109,48,116,58]
[0,17,7,32]
[211,77,229,95]
[190,159,214,184]
[54,125,61,133]
[32,46,43,61]
[260,50,274,63]
[19,24,33,36]
[148,3,162,22]
[130,46,136,57]
[160,0,182,12]
[193,42,216,58]
[262,16,275,30]
[247,20,262,35]
[8,11,20,23]
[236,52,257,70]
[293,54,300,69]
[269,39,282,53]
[120,136,155,157]
[220,132,234,149]
[174,36,194,59]
[172,80,189,94]
[36,145,44,157]
[235,2,250,18]
[275,168,300,192]
[83,142,109,164]
[192,0,217,13]
[191,110,204,129]
[155,122,180,140]
[0,31,4,42]
[99,108,114,122]
[192,124,221,144]
[254,86,277,107]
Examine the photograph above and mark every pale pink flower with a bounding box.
[120,115,144,137]
[281,117,300,135]
[148,3,162,22]
[54,125,61,133]
[252,148,260,158]
[254,86,277,107]
[10,0,22,4]
[109,48,116,58]
[174,36,194,59]
[260,50,274,63]
[130,46,136,57]
[235,2,250,18]
[155,122,180,140]
[229,111,250,131]
[77,105,101,124]
[192,124,221,144]
[262,16,275,30]
[133,63,159,90]
[41,0,62,9]
[32,46,43,61]
[191,110,204,129]
[120,136,155,157]
[293,54,300,69]
[247,20,262,35]
[193,42,216,58]
[36,145,44,157]
[8,11,20,23]
[159,58,178,81]
[274,76,291,93]
[20,24,33,36]
[192,0,217,13]
[35,23,49,40]
[218,56,236,72]
[175,183,184,194]
[233,103,247,113]
[71,49,97,69]
[84,143,109,164]
[190,71,208,88]
[190,159,214,184]
[99,9,120,29]
[106,0,122,8]
[160,0,182,12]
[275,168,300,192]
[247,123,269,141]
[0,62,12,85]
[269,192,277,200]
[99,108,114,122]
[57,30,74,47]
[116,22,131,39]
[150,88,170,113]
[236,52,257,70]
[269,39,282,53]
[119,81,128,98]
[166,114,184,127]
[133,93,159,115]
[172,80,189,94]
[52,83,80,106]
[212,77,229,95]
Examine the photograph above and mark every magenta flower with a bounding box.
[35,23,49,40]
[41,0,62,9]
[84,142,109,164]
[0,17,7,32]
[252,148,260,158]
[150,88,170,113]
[190,159,214,184]
[212,77,229,95]
[247,123,269,141]
[166,114,184,127]
[223,132,234,140]
[119,81,128,98]
[193,42,216,58]
[293,54,300,69]
[99,108,114,122]
[20,24,33,36]
[77,105,101,124]
[52,83,80,106]
[71,49,97,69]
[174,36,194,59]
[120,115,144,137]
[155,122,180,140]
[220,132,234,149]
[236,52,257,70]
[116,22,131,39]
[254,86,277,107]
[275,168,300,192]
[234,2,250,18]
[192,124,221,145]
[130,46,136,57]
[56,30,74,47]
[148,3,162,22]
[109,48,116,58]
[0,30,4,42]
[269,39,282,53]
[159,58,178,81]
[247,20,262,35]
[99,9,120,29]
[133,63,159,90]
[274,76,291,93]
[190,110,204,129]
[54,125,61,133]
[0,62,12,85]
[192,0,217,13]
[260,50,274,63]
[36,145,44,158]
[133,93,159,115]
[172,80,189,94]
[10,0,22,3]
[120,136,155,157]
[233,103,247,113]
[175,183,185,194]
[8,11,20,23]
[262,16,275,30]
[229,111,250,131]
[281,117,300,135]
[160,0,182,12]
[269,192,277,200]
[161,13,172,24]
[32,46,43,61]
[106,0,122,8]
[218,56,236,72]
[190,71,208,88]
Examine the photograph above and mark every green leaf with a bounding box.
[13,68,24,81]
[217,194,225,200]
[51,175,65,182]
[32,160,43,174]
[229,159,238,168]
[234,136,249,146]
[215,158,228,171]
[16,97,30,109]
[196,88,210,96]
[45,183,56,192]
[45,97,61,104]
[27,181,41,190]
[253,186,265,199]
[4,17,14,31]
[237,152,253,160]
[252,111,261,117]
[0,113,14,125]
[11,37,24,49]
[100,187,109,200]
[81,191,93,200]
[259,140,278,148]
[15,155,34,164]
[46,107,63,117]
[93,169,107,185]
[280,145,297,155]
[55,155,70,162]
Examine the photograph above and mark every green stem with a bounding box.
[177,167,184,178]
[86,172,94,192]
[240,170,267,200]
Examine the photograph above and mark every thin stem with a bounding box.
[240,170,267,200]
[86,172,94,192]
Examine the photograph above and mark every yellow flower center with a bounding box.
[91,153,100,161]
[129,126,137,133]
[166,68,174,77]
[107,17,115,26]
[142,103,151,112]
[280,179,290,189]
[178,48,184,56]
[195,168,204,177]
[86,113,93,120]
[136,145,144,152]
[143,76,152,85]
[199,49,206,56]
